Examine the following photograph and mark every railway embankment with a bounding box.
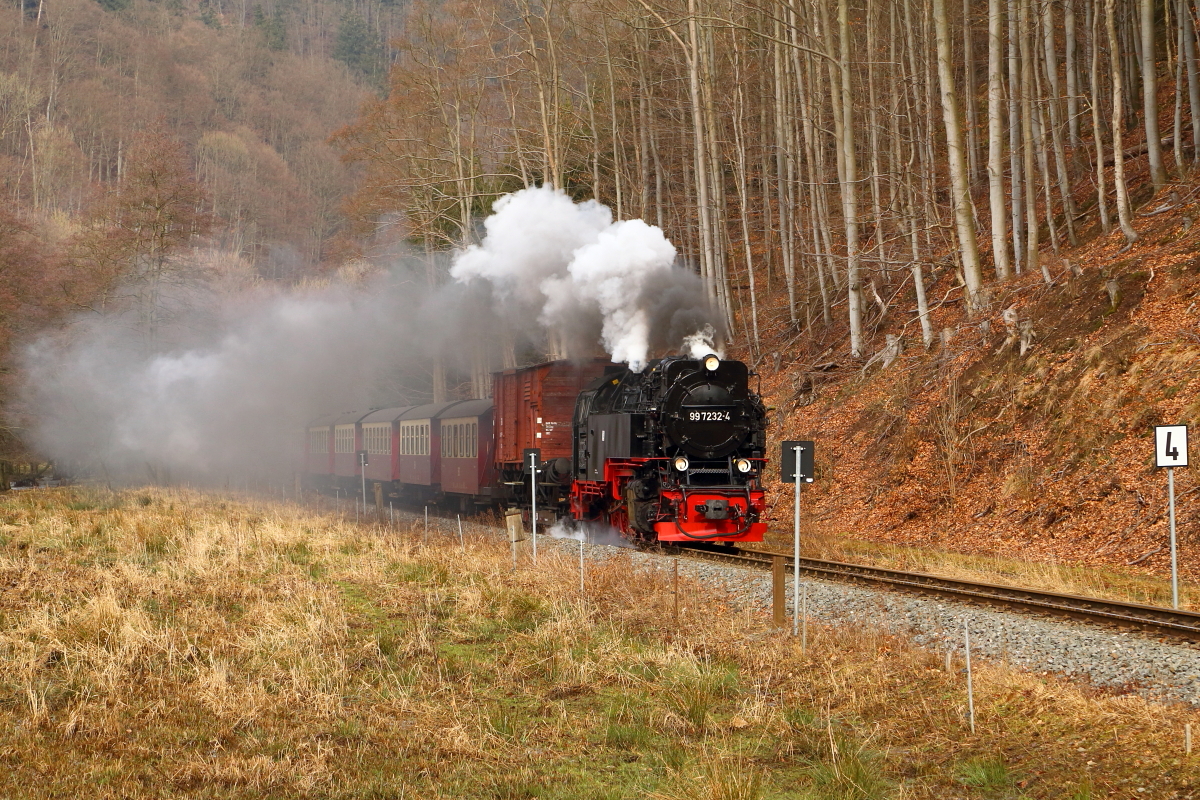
[756,199,1200,589]
[3,486,1197,797]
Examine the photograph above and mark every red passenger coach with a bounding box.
[359,405,414,486]
[303,413,339,493]
[331,410,373,495]
[437,400,494,502]
[397,404,441,490]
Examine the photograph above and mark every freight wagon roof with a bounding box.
[360,406,417,423]
[491,357,620,378]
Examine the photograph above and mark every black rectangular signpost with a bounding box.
[781,441,814,636]
[780,441,815,483]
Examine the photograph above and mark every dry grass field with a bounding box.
[0,487,1197,798]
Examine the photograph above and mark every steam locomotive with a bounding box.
[302,355,768,545]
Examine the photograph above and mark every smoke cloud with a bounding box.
[451,186,722,370]
[15,187,723,484]
[17,273,478,483]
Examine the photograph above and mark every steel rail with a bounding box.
[678,545,1200,642]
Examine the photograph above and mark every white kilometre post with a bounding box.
[1171,467,1179,609]
[529,451,538,565]
[359,451,367,521]
[793,444,802,637]
[1155,425,1188,610]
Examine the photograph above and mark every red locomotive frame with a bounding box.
[570,457,766,543]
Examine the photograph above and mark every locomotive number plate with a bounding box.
[689,410,732,422]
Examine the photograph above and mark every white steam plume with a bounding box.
[15,187,723,485]
[451,186,722,370]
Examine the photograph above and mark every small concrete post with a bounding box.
[673,558,680,623]
[965,620,976,735]
[772,555,786,628]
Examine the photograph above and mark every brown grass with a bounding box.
[0,486,1197,798]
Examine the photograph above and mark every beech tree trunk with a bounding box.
[987,0,1011,280]
[1109,0,1140,241]
[1141,0,1168,189]
[932,0,985,310]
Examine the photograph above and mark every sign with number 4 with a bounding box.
[1155,425,1189,468]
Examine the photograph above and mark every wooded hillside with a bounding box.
[0,0,391,455]
[339,0,1199,363]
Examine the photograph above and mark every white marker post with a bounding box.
[793,446,801,637]
[528,450,539,565]
[359,451,368,522]
[1155,425,1189,609]
[782,441,814,637]
[964,620,975,734]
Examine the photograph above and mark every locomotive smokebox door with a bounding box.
[780,441,814,483]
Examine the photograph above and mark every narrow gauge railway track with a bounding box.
[678,545,1200,644]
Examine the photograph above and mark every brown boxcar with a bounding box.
[492,358,616,468]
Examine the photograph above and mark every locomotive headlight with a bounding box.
[702,354,720,372]
[672,456,690,472]
[735,458,753,474]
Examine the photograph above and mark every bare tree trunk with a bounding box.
[772,12,796,323]
[731,35,760,351]
[1108,0,1140,241]
[1066,0,1082,146]
[1176,7,1187,175]
[1090,0,1111,233]
[1008,0,1024,273]
[1020,0,1041,277]
[1141,0,1168,188]
[835,0,865,355]
[1184,0,1200,160]
[988,0,1012,280]
[602,23,624,218]
[963,0,982,184]
[868,0,888,280]
[933,0,986,309]
[1041,0,1079,245]
[686,0,718,306]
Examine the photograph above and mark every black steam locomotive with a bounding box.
[303,355,769,545]
[570,355,768,542]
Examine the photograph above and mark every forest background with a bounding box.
[3,0,1200,572]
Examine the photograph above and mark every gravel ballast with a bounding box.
[389,509,1200,707]
[525,530,1200,707]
